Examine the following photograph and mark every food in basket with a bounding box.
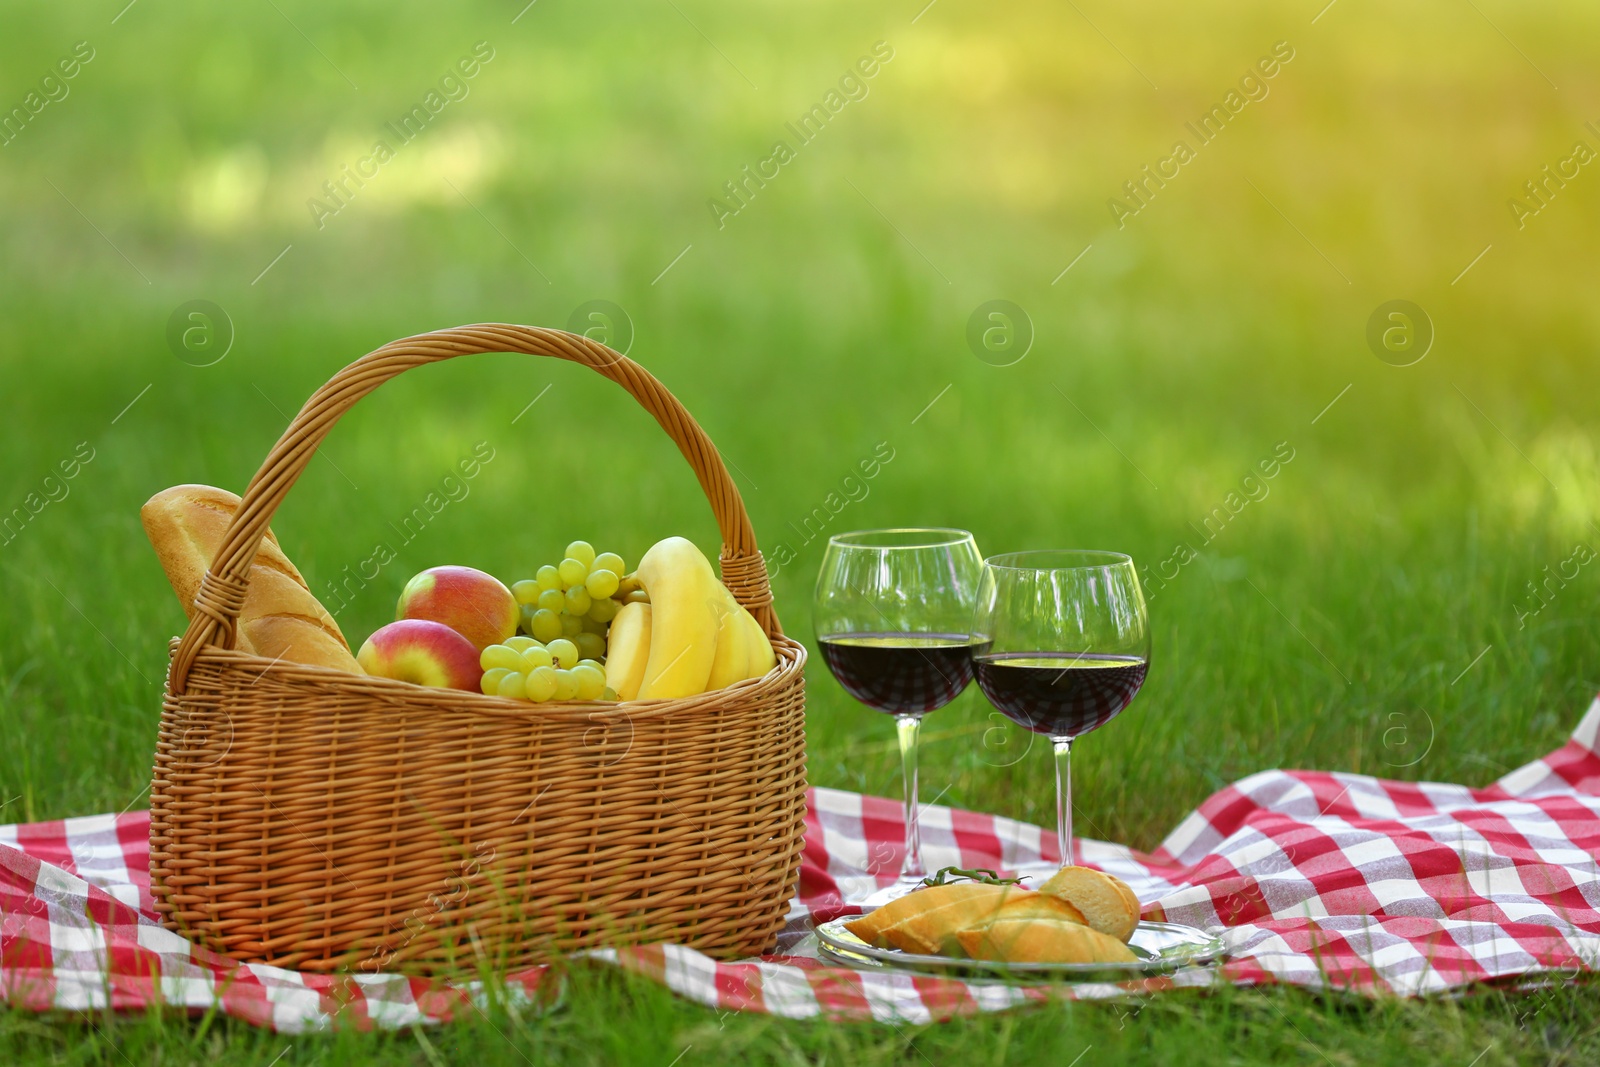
[356,619,483,690]
[707,588,772,690]
[742,606,777,676]
[632,536,721,698]
[634,536,774,699]
[396,565,518,651]
[512,540,627,645]
[349,536,772,702]
[602,601,651,700]
[498,535,773,702]
[141,484,359,672]
[478,634,611,701]
[843,865,1141,964]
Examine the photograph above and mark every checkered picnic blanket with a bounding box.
[4,694,1600,1031]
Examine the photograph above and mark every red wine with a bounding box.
[818,632,977,714]
[974,652,1147,737]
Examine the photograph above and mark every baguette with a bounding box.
[956,919,1138,964]
[844,882,1087,956]
[1037,866,1141,943]
[889,890,1086,956]
[844,883,998,947]
[141,484,359,673]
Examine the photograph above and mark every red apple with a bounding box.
[357,619,483,691]
[395,565,518,651]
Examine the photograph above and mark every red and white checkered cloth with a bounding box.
[5,694,1600,1030]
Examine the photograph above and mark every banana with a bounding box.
[742,606,776,679]
[635,537,722,699]
[705,590,753,691]
[604,601,652,700]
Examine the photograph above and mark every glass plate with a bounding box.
[814,918,1226,982]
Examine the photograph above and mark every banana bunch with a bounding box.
[604,536,776,700]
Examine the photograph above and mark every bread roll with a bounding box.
[956,919,1138,964]
[141,484,359,673]
[1037,866,1141,942]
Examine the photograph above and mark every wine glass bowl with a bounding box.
[970,550,1150,867]
[973,652,1147,737]
[817,634,976,715]
[814,528,984,895]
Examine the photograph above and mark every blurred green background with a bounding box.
[1,0,1597,854]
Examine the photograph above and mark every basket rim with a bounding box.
[164,633,807,724]
[170,325,787,695]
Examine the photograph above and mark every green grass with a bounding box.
[3,0,1600,1061]
[5,965,1600,1066]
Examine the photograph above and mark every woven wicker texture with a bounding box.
[149,324,808,974]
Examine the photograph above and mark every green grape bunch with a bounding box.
[480,636,612,703]
[509,541,627,664]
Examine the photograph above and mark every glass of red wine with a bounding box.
[814,528,984,899]
[970,551,1149,868]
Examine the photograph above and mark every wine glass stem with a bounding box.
[1053,736,1074,867]
[896,713,925,880]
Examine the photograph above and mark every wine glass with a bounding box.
[814,529,984,899]
[970,551,1150,868]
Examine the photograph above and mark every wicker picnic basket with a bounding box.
[149,323,808,974]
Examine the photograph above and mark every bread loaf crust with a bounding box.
[843,881,1090,956]
[1038,866,1141,942]
[843,883,998,947]
[841,865,1143,966]
[142,484,359,673]
[956,918,1138,964]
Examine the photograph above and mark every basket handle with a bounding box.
[169,323,780,693]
